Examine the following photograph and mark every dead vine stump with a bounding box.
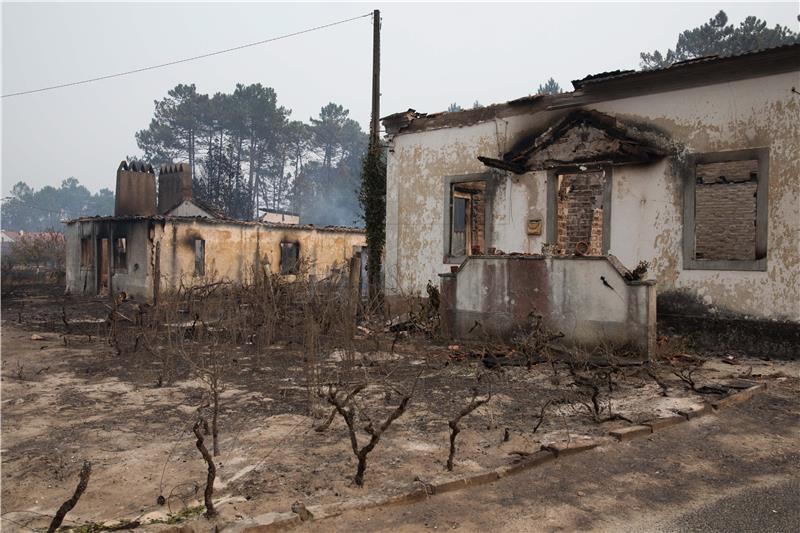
[48,461,91,533]
[447,390,491,471]
[193,419,217,518]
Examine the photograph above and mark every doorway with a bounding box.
[97,238,109,294]
[553,170,610,256]
[449,180,486,257]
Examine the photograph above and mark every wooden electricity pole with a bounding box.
[370,9,380,145]
[361,9,384,303]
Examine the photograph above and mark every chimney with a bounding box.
[115,161,156,216]
[158,163,193,214]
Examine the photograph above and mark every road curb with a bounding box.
[206,381,768,533]
[643,415,686,432]
[610,425,652,441]
[712,383,767,410]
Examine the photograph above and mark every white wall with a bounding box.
[386,71,800,321]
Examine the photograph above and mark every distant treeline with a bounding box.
[1,178,114,232]
[136,83,368,226]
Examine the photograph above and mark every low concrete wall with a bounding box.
[440,255,656,356]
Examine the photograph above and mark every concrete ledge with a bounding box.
[236,512,300,533]
[381,487,432,507]
[541,439,603,457]
[432,476,468,495]
[496,449,556,477]
[609,425,652,441]
[643,415,686,432]
[712,384,767,410]
[432,470,500,495]
[677,404,713,420]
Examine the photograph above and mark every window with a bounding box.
[113,237,127,270]
[684,149,768,271]
[194,238,205,276]
[447,180,486,259]
[80,238,91,268]
[280,242,299,274]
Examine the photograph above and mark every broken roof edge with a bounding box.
[162,197,230,220]
[383,42,800,137]
[381,94,563,136]
[63,215,366,234]
[572,41,800,90]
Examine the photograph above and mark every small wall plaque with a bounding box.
[527,218,543,235]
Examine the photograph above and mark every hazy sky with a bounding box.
[2,1,797,195]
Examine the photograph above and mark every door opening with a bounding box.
[98,238,109,294]
[555,170,608,256]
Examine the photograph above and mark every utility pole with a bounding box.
[370,9,380,146]
[361,9,384,303]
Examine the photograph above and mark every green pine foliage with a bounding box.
[640,10,799,69]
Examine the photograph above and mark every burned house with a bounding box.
[382,44,800,356]
[65,162,365,301]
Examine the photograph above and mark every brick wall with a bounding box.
[589,208,604,255]
[696,159,758,184]
[695,181,757,261]
[471,190,485,253]
[694,160,758,261]
[557,172,605,255]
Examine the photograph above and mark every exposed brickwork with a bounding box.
[694,160,758,261]
[454,181,486,254]
[589,208,604,255]
[556,172,605,255]
[696,159,758,184]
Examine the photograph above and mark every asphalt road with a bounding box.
[669,478,800,533]
[299,380,800,533]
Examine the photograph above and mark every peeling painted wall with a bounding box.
[66,218,365,301]
[441,256,656,355]
[65,220,154,298]
[153,221,365,294]
[385,71,800,321]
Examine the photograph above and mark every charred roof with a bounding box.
[63,214,365,234]
[383,42,800,136]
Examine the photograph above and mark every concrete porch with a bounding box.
[439,255,657,357]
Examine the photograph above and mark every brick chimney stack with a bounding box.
[158,163,193,214]
[115,161,156,216]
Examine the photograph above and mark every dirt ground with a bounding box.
[1,283,797,532]
[309,380,800,533]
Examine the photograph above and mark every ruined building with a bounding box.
[65,162,365,301]
[382,44,800,356]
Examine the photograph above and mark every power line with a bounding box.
[2,12,373,99]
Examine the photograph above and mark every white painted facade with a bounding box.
[384,70,800,321]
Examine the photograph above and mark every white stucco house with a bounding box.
[381,44,800,356]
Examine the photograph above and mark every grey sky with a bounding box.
[2,2,797,196]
